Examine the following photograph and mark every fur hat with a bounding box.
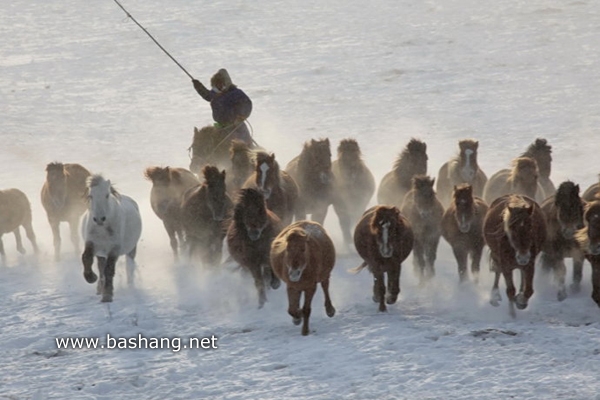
[211,69,233,91]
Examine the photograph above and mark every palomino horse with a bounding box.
[482,157,544,205]
[243,151,299,226]
[180,165,232,267]
[225,140,255,198]
[332,138,376,246]
[41,162,91,260]
[401,175,444,284]
[227,188,283,308]
[189,125,242,173]
[377,138,428,208]
[441,184,489,283]
[582,175,600,202]
[0,188,39,263]
[484,194,547,317]
[144,166,200,259]
[436,139,488,207]
[81,175,142,302]
[352,206,413,312]
[575,198,600,308]
[521,138,556,198]
[270,221,336,335]
[540,181,586,301]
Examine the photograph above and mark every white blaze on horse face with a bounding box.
[259,162,270,198]
[90,181,111,226]
[379,221,393,258]
[461,148,476,181]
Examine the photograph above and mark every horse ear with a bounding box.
[269,153,276,162]
[474,140,479,149]
[220,169,227,179]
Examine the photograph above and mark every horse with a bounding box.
[243,151,299,226]
[81,175,142,303]
[482,157,544,205]
[144,166,200,259]
[539,181,586,301]
[575,198,600,308]
[331,138,376,246]
[225,140,255,198]
[377,138,428,208]
[400,175,444,284]
[0,188,39,263]
[521,138,556,198]
[40,162,91,260]
[441,184,489,283]
[351,206,413,312]
[270,221,336,335]
[227,188,283,308]
[582,174,600,202]
[189,125,236,174]
[436,139,488,207]
[180,165,232,267]
[483,194,547,317]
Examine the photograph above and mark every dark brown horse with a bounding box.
[575,198,600,308]
[436,139,488,207]
[378,138,428,208]
[482,157,543,205]
[332,138,376,246]
[189,125,235,174]
[244,151,299,226]
[540,181,586,301]
[40,162,91,260]
[225,140,255,198]
[271,221,336,335]
[483,194,547,317]
[352,206,413,312]
[521,138,555,198]
[227,188,283,308]
[144,166,200,259]
[401,175,444,284]
[441,184,489,283]
[0,188,39,263]
[181,165,232,267]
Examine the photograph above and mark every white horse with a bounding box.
[81,175,142,302]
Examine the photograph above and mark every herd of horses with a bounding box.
[2,126,600,334]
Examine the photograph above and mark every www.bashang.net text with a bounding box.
[55,334,218,352]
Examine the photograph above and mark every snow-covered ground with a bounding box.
[2,1,600,398]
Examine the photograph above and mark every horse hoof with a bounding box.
[515,294,528,310]
[386,294,398,305]
[292,317,302,326]
[557,289,567,302]
[270,276,281,290]
[378,304,388,312]
[372,294,382,303]
[101,295,113,303]
[325,305,336,318]
[84,271,98,284]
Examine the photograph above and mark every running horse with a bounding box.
[575,197,600,308]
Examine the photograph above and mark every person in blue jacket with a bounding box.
[192,69,254,146]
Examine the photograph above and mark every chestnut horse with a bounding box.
[352,206,413,312]
[378,138,428,208]
[144,166,200,259]
[539,181,586,301]
[271,221,336,335]
[225,140,255,198]
[482,157,544,205]
[521,138,555,198]
[436,139,488,207]
[0,188,39,263]
[575,198,600,307]
[484,194,547,317]
[227,188,283,308]
[181,165,232,267]
[244,151,299,226]
[41,162,91,260]
[441,184,489,283]
[332,139,376,246]
[401,175,444,284]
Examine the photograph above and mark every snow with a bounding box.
[2,0,600,398]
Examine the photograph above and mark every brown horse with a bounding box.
[227,188,283,308]
[378,138,428,208]
[352,206,413,312]
[0,188,39,263]
[482,157,544,205]
[539,181,586,301]
[441,184,489,283]
[144,166,200,259]
[180,165,232,267]
[521,138,555,198]
[332,138,376,246]
[271,221,336,335]
[575,198,600,307]
[225,140,255,198]
[189,125,235,174]
[436,139,488,207]
[243,151,299,226]
[401,175,444,284]
[40,162,91,260]
[582,174,600,202]
[484,194,547,317]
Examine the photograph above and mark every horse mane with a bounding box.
[454,139,478,160]
[508,157,537,183]
[298,138,331,165]
[46,162,65,172]
[369,206,401,233]
[554,180,580,207]
[501,195,532,224]
[393,138,427,173]
[412,175,435,191]
[86,174,119,196]
[521,138,552,158]
[233,188,265,221]
[230,139,251,157]
[337,138,361,158]
[202,165,225,185]
[453,183,473,201]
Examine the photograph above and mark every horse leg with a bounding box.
[250,265,267,308]
[412,239,426,283]
[451,245,469,283]
[0,236,6,265]
[311,203,329,226]
[68,217,80,254]
[294,199,307,222]
[163,220,179,259]
[571,252,585,293]
[263,264,281,290]
[490,269,502,307]
[590,259,600,308]
[470,242,484,284]
[82,241,98,283]
[49,218,61,261]
[126,246,137,288]
[502,268,517,318]
[321,278,336,317]
[101,253,118,302]
[386,265,401,305]
[96,256,106,295]
[13,228,25,255]
[23,219,39,255]
[424,236,440,279]
[287,287,302,325]
[301,285,316,336]
[515,264,535,310]
[541,252,566,301]
[372,270,387,312]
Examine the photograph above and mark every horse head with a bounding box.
[412,175,437,218]
[554,181,584,239]
[503,196,535,265]
[457,139,478,182]
[255,152,279,200]
[301,138,332,185]
[202,165,228,221]
[86,174,118,226]
[452,184,475,233]
[522,138,552,180]
[46,162,68,208]
[235,188,269,241]
[394,138,427,187]
[144,166,173,187]
[578,201,600,255]
[283,228,310,282]
[370,206,403,258]
[337,139,362,169]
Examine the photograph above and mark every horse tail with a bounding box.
[347,261,368,274]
